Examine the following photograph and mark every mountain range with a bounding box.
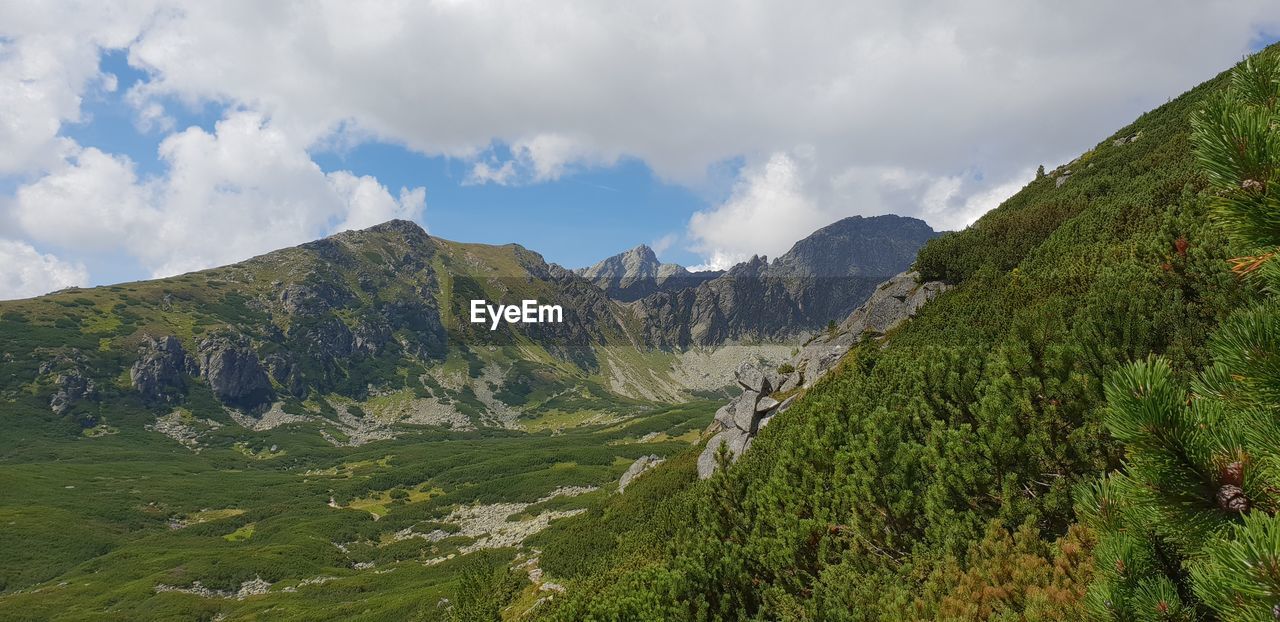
[0,212,936,436]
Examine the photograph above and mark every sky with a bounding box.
[1,1,1278,299]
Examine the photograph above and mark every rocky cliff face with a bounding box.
[131,335,198,403]
[697,271,950,478]
[197,336,273,410]
[577,244,720,302]
[629,216,939,348]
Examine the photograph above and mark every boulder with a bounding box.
[697,425,753,478]
[735,360,771,393]
[777,372,801,394]
[793,271,951,387]
[713,402,735,428]
[697,432,726,479]
[730,391,758,432]
[763,368,782,393]
[755,396,780,413]
[198,337,272,410]
[755,412,775,432]
[755,396,796,433]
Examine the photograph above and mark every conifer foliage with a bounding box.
[1076,52,1280,621]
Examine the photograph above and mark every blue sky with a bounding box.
[60,52,722,275]
[2,2,1279,298]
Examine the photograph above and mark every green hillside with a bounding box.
[517,48,1273,622]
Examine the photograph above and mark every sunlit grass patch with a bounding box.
[223,523,255,541]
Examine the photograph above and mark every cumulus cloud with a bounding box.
[0,0,158,175]
[14,147,158,251]
[688,152,828,269]
[685,152,1039,265]
[466,160,518,186]
[0,239,87,300]
[15,112,425,278]
[113,2,1280,178]
[3,0,1280,276]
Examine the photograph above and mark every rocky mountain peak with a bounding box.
[623,243,658,264]
[766,214,938,278]
[579,243,710,302]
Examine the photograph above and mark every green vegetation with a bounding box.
[0,365,712,620]
[1074,52,1280,621]
[511,46,1275,622]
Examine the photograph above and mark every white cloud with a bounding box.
[687,152,1035,265]
[15,146,158,250]
[113,1,1279,262]
[3,1,1280,271]
[952,171,1036,230]
[0,239,87,300]
[0,0,158,175]
[466,160,518,186]
[328,171,426,234]
[688,152,828,269]
[464,133,617,185]
[15,112,426,278]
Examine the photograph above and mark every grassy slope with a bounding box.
[531,51,1262,620]
[0,387,717,620]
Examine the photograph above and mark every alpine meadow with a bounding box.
[2,10,1280,622]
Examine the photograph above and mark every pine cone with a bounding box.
[1216,484,1249,513]
[1242,178,1265,193]
[1222,460,1245,487]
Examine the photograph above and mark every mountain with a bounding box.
[577,244,720,301]
[631,214,939,347]
[766,214,939,277]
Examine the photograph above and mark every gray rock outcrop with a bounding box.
[791,271,949,388]
[697,365,795,479]
[37,349,98,420]
[50,371,96,417]
[618,455,665,493]
[197,337,272,410]
[697,271,949,478]
[131,335,198,403]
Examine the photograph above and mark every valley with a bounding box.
[0,209,933,620]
